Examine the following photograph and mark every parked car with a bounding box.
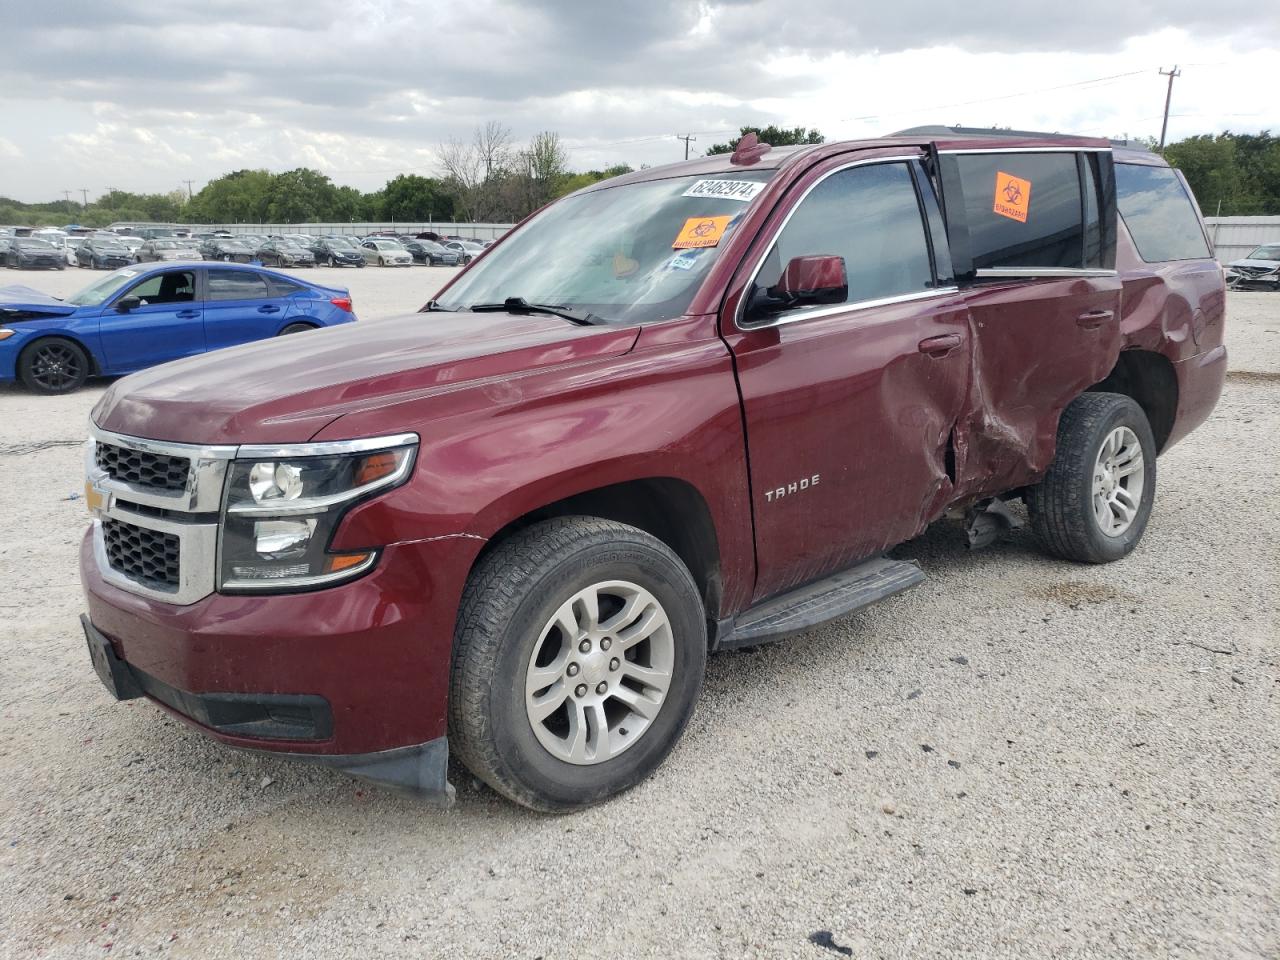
[256,239,316,268]
[120,237,145,260]
[1225,242,1280,290]
[136,239,202,263]
[64,236,87,266]
[75,130,1226,811]
[0,262,356,394]
[305,237,365,267]
[359,239,413,267]
[3,237,66,270]
[76,237,134,270]
[441,240,484,264]
[199,238,256,263]
[401,239,452,266]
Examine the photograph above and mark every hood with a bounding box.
[92,310,641,444]
[0,285,78,319]
[1227,257,1280,270]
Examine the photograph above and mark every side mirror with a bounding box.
[770,255,848,308]
[116,296,141,312]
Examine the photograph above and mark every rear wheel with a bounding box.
[278,322,316,336]
[450,517,706,811]
[1027,392,1157,563]
[18,337,90,394]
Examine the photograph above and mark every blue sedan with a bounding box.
[0,261,357,393]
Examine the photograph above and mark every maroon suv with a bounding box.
[79,130,1226,810]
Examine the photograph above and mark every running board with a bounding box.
[715,557,925,651]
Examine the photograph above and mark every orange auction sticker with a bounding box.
[672,215,732,249]
[993,171,1031,223]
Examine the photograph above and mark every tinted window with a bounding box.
[749,162,933,318]
[126,271,195,304]
[954,152,1084,269]
[1115,164,1210,262]
[206,269,270,301]
[268,277,305,297]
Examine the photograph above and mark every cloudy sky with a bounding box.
[1,0,1275,202]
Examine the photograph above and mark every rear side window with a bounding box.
[206,269,270,301]
[749,161,934,317]
[952,152,1084,269]
[268,277,305,297]
[1115,164,1210,262]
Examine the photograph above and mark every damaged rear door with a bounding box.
[722,153,970,601]
[934,147,1123,495]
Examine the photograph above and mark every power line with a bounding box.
[1158,65,1181,152]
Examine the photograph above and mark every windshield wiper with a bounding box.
[470,297,599,326]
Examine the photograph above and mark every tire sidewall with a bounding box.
[480,536,705,809]
[1074,398,1157,561]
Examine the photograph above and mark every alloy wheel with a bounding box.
[30,343,85,391]
[1092,426,1145,537]
[524,580,674,765]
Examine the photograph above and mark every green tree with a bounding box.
[1165,131,1280,216]
[265,168,342,223]
[706,125,824,155]
[187,169,275,223]
[381,174,454,222]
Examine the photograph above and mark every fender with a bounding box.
[322,315,757,619]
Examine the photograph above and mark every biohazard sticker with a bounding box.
[682,179,766,202]
[993,171,1031,222]
[673,215,732,249]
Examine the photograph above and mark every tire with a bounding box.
[450,517,706,812]
[18,337,91,395]
[221,254,231,262]
[357,261,365,268]
[378,257,386,267]
[278,322,316,336]
[1027,392,1157,564]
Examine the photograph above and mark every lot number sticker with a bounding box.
[993,171,1031,223]
[682,179,765,202]
[672,215,732,249]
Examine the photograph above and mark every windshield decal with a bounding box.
[673,215,732,250]
[665,254,698,271]
[682,179,765,202]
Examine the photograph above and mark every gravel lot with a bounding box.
[0,268,1275,959]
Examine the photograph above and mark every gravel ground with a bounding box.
[0,269,1276,960]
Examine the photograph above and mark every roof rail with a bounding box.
[894,125,1150,150]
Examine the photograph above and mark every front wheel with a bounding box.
[450,517,706,812]
[18,337,90,394]
[1027,392,1157,563]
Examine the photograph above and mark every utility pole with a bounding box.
[79,188,89,208]
[182,179,194,200]
[62,190,72,207]
[676,133,697,160]
[1158,65,1181,152]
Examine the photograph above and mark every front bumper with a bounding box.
[79,529,473,801]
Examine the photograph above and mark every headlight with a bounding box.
[217,434,417,592]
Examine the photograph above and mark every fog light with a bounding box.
[248,462,304,502]
[254,518,316,557]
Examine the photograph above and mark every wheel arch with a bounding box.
[17,331,102,376]
[1086,349,1178,453]
[471,477,723,637]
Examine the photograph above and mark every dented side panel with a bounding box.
[724,293,971,601]
[951,275,1124,498]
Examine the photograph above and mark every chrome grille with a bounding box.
[102,518,181,590]
[95,442,189,491]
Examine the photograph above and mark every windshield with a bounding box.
[65,267,144,306]
[221,241,252,251]
[154,240,181,249]
[326,238,355,249]
[436,171,774,324]
[17,239,54,249]
[93,240,126,250]
[372,241,403,250]
[1246,244,1280,262]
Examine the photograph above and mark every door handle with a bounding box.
[917,334,962,357]
[1076,309,1113,329]
[176,310,199,318]
[258,305,280,313]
